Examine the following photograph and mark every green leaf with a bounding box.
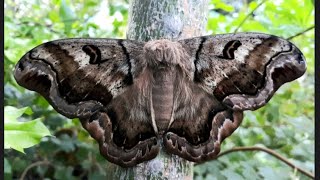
[221,169,244,180]
[54,166,75,180]
[258,167,287,179]
[4,106,33,122]
[49,10,60,22]
[240,161,259,179]
[4,158,12,180]
[59,0,76,34]
[89,171,108,180]
[54,134,76,152]
[59,0,76,20]
[5,118,51,153]
[211,0,234,12]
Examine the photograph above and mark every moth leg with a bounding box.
[80,109,159,167]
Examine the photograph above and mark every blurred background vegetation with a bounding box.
[4,0,314,179]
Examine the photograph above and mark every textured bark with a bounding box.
[127,0,209,41]
[106,0,209,179]
[106,148,194,179]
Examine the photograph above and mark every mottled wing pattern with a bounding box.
[190,33,306,110]
[14,39,159,167]
[163,33,306,162]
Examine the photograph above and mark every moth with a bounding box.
[14,33,306,167]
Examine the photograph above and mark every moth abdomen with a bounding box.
[151,68,175,133]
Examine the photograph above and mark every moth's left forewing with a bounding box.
[181,33,306,111]
[218,33,307,110]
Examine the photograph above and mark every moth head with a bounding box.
[143,39,184,68]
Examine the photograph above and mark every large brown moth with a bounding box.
[14,33,306,167]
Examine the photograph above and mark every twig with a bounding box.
[19,160,52,180]
[216,146,314,179]
[287,26,315,40]
[234,0,268,33]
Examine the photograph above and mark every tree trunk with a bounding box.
[106,0,209,179]
[127,0,209,41]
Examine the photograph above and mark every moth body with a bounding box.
[151,68,174,134]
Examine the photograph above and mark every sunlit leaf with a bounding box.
[4,106,33,122]
[5,118,51,153]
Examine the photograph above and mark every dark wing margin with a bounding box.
[14,38,160,167]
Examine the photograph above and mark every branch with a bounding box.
[19,160,52,180]
[233,0,267,33]
[286,26,315,40]
[215,146,314,179]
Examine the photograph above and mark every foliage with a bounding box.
[4,106,51,153]
[4,0,314,179]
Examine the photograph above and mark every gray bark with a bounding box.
[127,0,209,41]
[106,0,209,179]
